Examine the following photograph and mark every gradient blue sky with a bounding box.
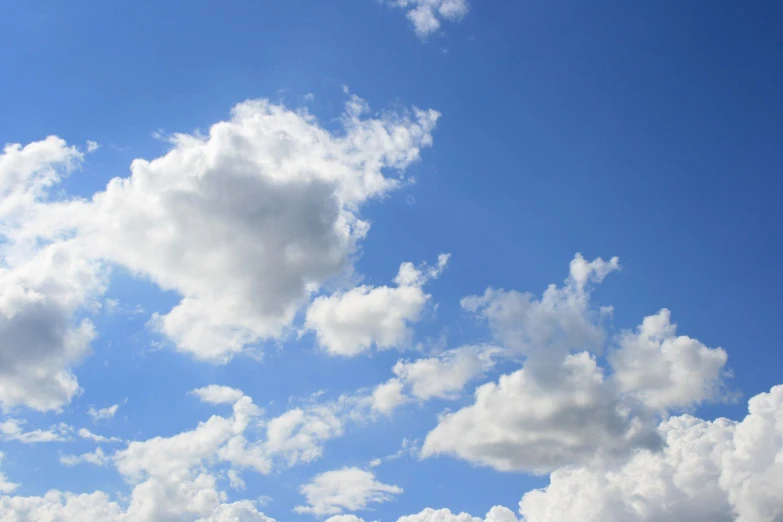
[1,1,782,521]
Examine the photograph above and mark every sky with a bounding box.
[0,1,782,521]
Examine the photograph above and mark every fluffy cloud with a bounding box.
[0,137,106,412]
[191,386,247,405]
[460,254,619,368]
[1,95,438,382]
[368,344,498,416]
[325,515,366,522]
[0,386,337,521]
[392,344,498,401]
[422,352,662,473]
[518,384,783,522]
[609,308,729,411]
[370,378,409,415]
[294,467,403,516]
[0,491,124,522]
[200,501,276,522]
[422,254,729,474]
[398,506,518,522]
[306,255,449,357]
[389,0,470,37]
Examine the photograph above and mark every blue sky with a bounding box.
[1,1,782,521]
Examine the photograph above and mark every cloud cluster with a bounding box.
[295,467,402,516]
[0,95,438,410]
[519,384,783,521]
[422,255,730,473]
[0,385,336,521]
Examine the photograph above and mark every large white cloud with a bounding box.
[422,254,730,474]
[609,308,729,411]
[422,351,662,473]
[518,384,783,522]
[0,94,439,408]
[294,466,403,516]
[0,137,107,412]
[306,254,449,357]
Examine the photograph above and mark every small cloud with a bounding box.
[88,404,120,422]
[86,140,100,153]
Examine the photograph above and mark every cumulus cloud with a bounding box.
[0,137,104,412]
[389,0,470,37]
[325,515,366,522]
[0,491,124,522]
[0,386,332,521]
[367,344,498,416]
[392,344,498,401]
[306,254,449,357]
[370,378,409,415]
[422,351,662,473]
[398,506,519,522]
[609,308,730,411]
[201,501,276,522]
[518,384,783,522]
[1,95,439,380]
[294,467,402,516]
[422,254,729,474]
[191,385,247,406]
[88,404,120,422]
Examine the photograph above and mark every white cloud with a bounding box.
[199,501,276,522]
[609,308,729,411]
[422,352,661,473]
[86,140,100,153]
[422,254,729,474]
[460,254,619,368]
[306,255,449,357]
[3,95,438,368]
[370,378,408,415]
[326,515,366,522]
[294,467,403,516]
[398,506,518,522]
[88,404,119,422]
[518,384,783,522]
[0,242,104,412]
[0,418,72,443]
[392,344,497,401]
[0,491,124,522]
[0,387,305,521]
[60,447,109,467]
[192,385,247,405]
[390,0,470,37]
[0,138,103,412]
